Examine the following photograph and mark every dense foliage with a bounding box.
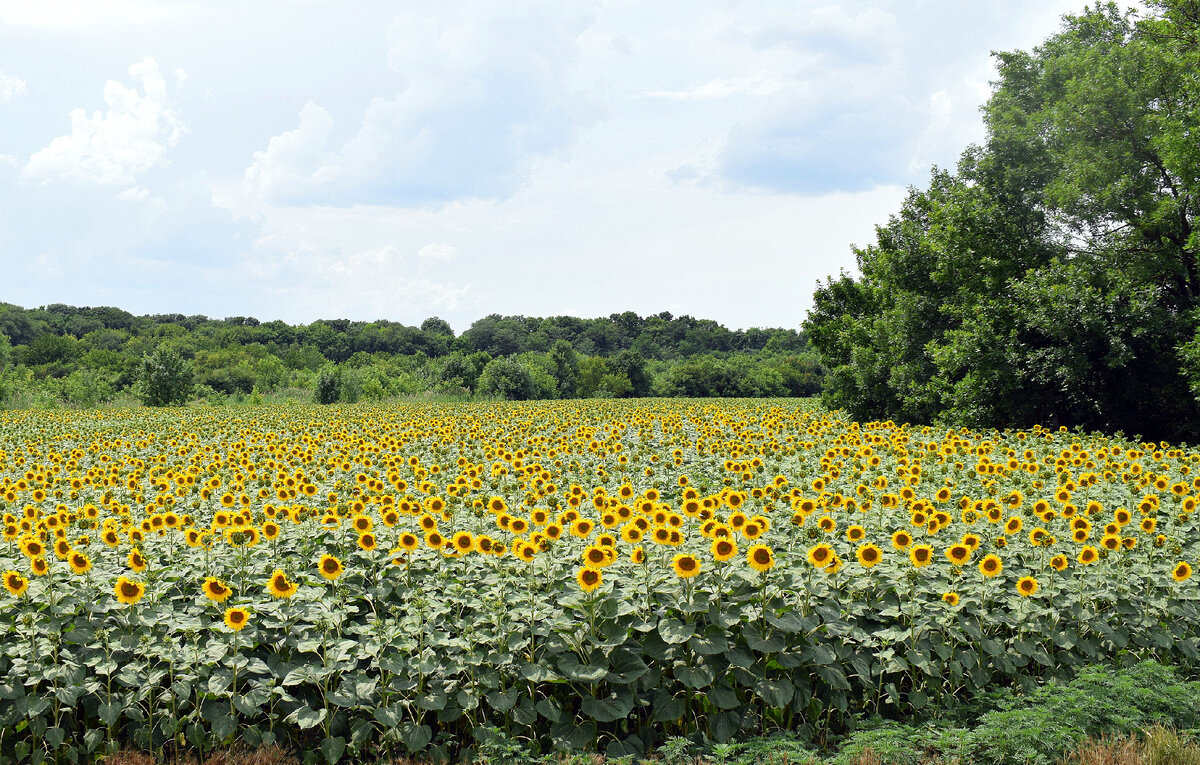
[805,0,1200,442]
[0,304,822,407]
[4,399,1200,763]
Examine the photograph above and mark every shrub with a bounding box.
[137,347,193,406]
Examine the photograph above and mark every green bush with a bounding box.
[137,347,193,406]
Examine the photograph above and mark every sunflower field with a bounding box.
[2,400,1200,763]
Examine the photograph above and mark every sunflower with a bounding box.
[583,545,611,569]
[358,532,378,552]
[942,592,960,606]
[807,543,835,569]
[224,606,250,632]
[30,557,49,576]
[630,546,646,564]
[945,544,972,566]
[1173,562,1193,582]
[846,525,866,543]
[891,530,913,550]
[425,531,444,549]
[978,554,1002,577]
[909,544,933,568]
[711,537,737,562]
[621,524,643,543]
[570,519,594,539]
[856,544,883,568]
[1005,516,1023,535]
[399,532,419,552]
[1079,546,1099,565]
[69,551,92,575]
[262,521,281,540]
[127,549,147,573]
[576,566,602,593]
[114,576,146,605]
[1050,555,1069,571]
[1016,576,1039,597]
[672,553,701,578]
[202,576,232,603]
[451,532,474,554]
[318,554,344,580]
[746,544,775,572]
[266,569,298,598]
[3,570,28,597]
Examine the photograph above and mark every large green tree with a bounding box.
[806,0,1200,440]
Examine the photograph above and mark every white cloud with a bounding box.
[117,186,150,201]
[645,73,782,100]
[0,0,183,30]
[417,243,456,262]
[236,1,598,209]
[248,239,470,318]
[0,71,27,103]
[24,58,186,186]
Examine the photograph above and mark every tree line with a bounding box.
[804,0,1200,443]
[0,303,822,406]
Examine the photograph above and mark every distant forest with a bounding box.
[0,302,823,407]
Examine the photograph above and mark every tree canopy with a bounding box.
[805,0,1200,441]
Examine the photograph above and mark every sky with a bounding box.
[0,0,1105,333]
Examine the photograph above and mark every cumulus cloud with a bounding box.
[0,0,183,30]
[252,241,470,318]
[417,243,456,262]
[645,73,782,100]
[238,1,597,209]
[0,71,27,103]
[24,58,185,186]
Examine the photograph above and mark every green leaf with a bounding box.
[559,655,608,683]
[98,703,120,727]
[415,690,447,711]
[536,697,563,722]
[816,664,850,691]
[607,649,649,685]
[745,623,785,653]
[521,662,558,682]
[293,705,327,730]
[44,727,65,750]
[658,617,695,645]
[652,689,684,722]
[766,611,805,633]
[582,693,633,723]
[675,664,714,689]
[321,736,346,764]
[401,724,432,753]
[725,646,755,668]
[754,678,794,708]
[709,684,740,709]
[373,705,401,727]
[486,688,518,713]
[712,710,741,742]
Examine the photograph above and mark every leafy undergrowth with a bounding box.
[97,661,1200,764]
